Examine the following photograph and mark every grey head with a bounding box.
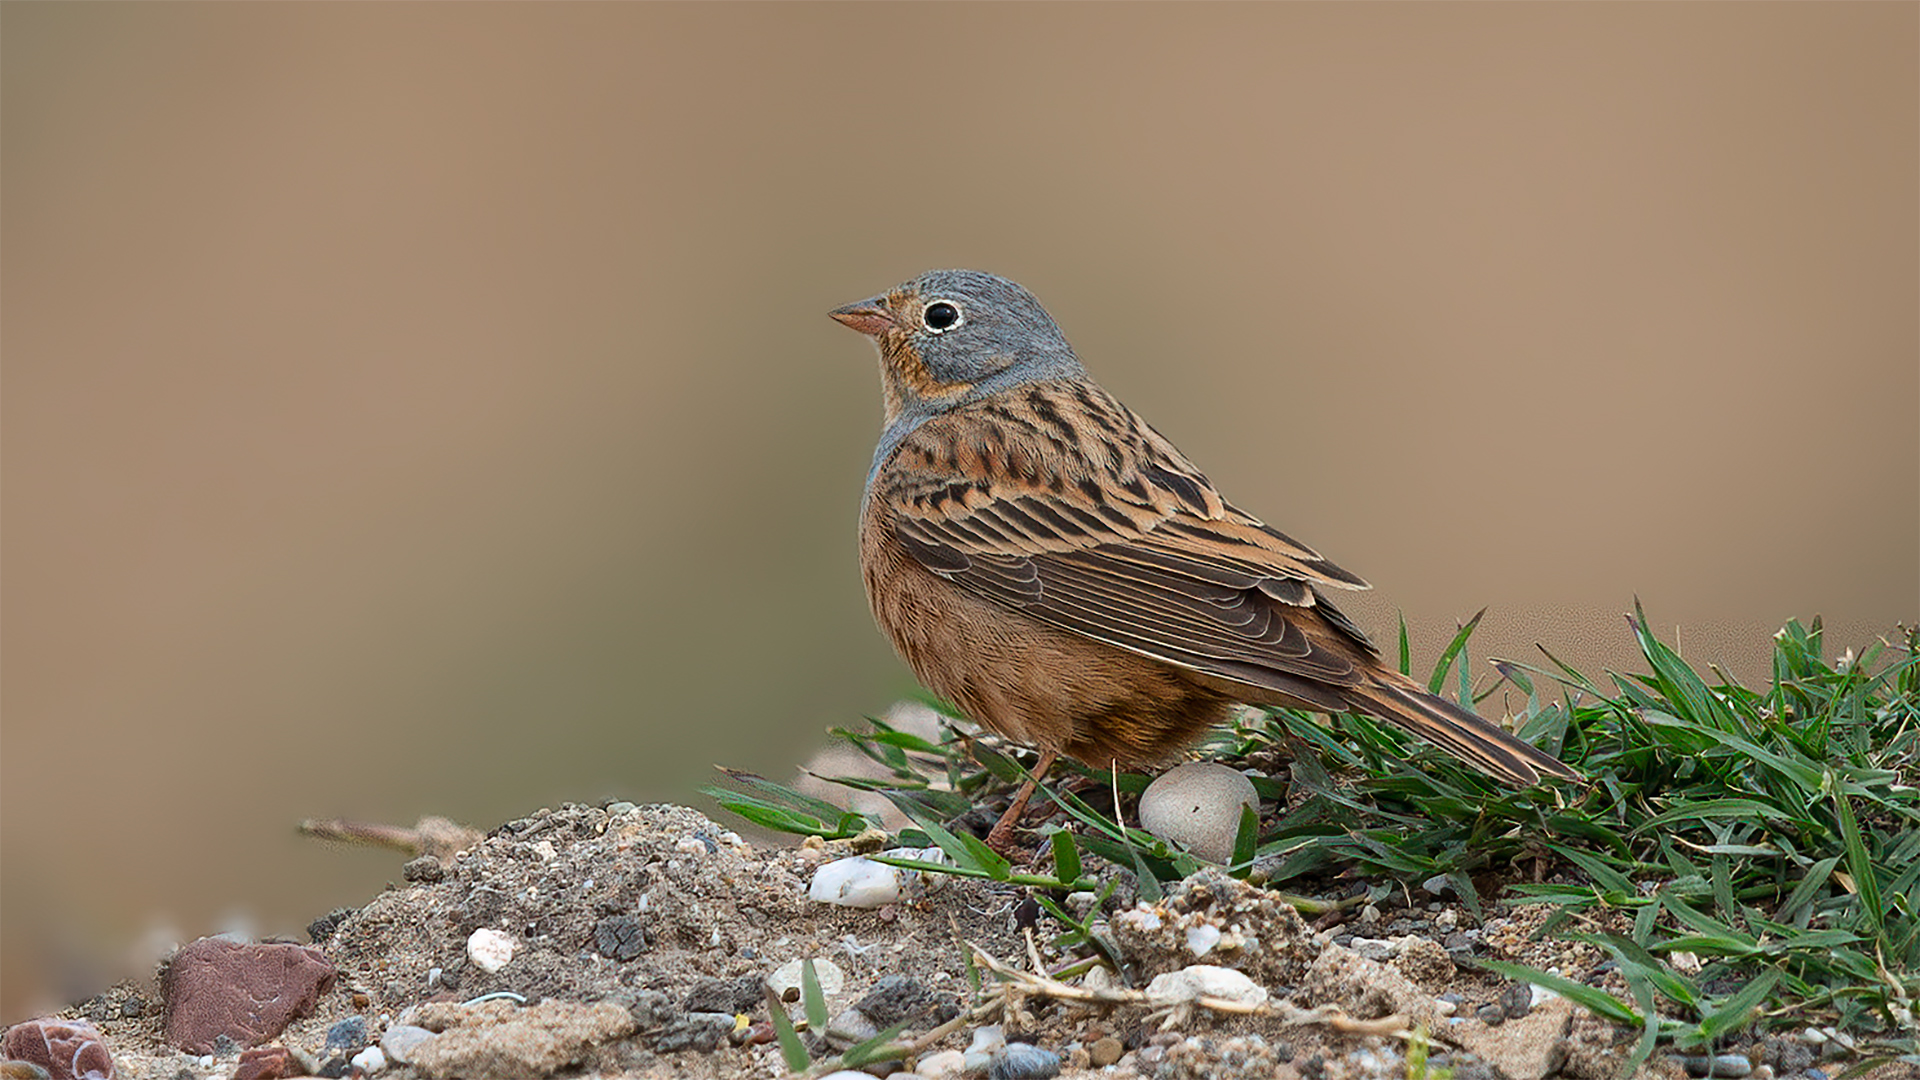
[829,270,1087,487]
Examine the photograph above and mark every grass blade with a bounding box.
[801,959,828,1032]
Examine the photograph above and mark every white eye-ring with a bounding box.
[922,299,963,334]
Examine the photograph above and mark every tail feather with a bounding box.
[1355,673,1581,786]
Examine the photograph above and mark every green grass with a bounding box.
[707,605,1919,1064]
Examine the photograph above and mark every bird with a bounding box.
[831,270,1579,850]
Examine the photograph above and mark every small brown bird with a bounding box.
[833,270,1578,849]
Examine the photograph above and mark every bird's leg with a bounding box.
[984,750,1058,854]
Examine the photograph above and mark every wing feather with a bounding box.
[872,379,1376,700]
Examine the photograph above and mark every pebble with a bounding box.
[1186,924,1222,957]
[465,928,517,973]
[826,1006,879,1048]
[856,974,960,1027]
[808,856,901,908]
[1,1018,117,1080]
[1144,964,1269,1008]
[593,915,648,961]
[990,1043,1062,1080]
[350,1046,387,1074]
[1475,1004,1506,1026]
[378,1024,436,1065]
[917,1049,966,1079]
[402,854,446,883]
[1674,1053,1753,1077]
[963,1025,1006,1073]
[1498,981,1533,1019]
[325,1016,368,1053]
[767,957,846,1000]
[1349,936,1395,961]
[232,1045,293,1080]
[1138,762,1259,862]
[1422,874,1454,896]
[1090,1036,1125,1067]
[682,974,763,1015]
[650,1012,734,1054]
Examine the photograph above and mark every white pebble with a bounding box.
[768,957,846,1000]
[918,1048,967,1080]
[808,856,900,908]
[963,1024,1006,1072]
[466,927,517,972]
[351,1046,387,1074]
[1185,924,1222,957]
[1144,964,1269,1008]
[380,1025,435,1065]
[1138,763,1258,862]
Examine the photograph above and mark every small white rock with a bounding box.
[1138,762,1259,863]
[767,957,846,1000]
[465,928,517,973]
[531,839,558,861]
[1082,965,1118,993]
[1185,924,1222,957]
[1144,964,1269,1008]
[380,1025,435,1065]
[963,1024,1006,1073]
[808,856,901,908]
[351,1046,387,1074]
[917,1049,967,1080]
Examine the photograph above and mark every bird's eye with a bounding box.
[922,300,962,333]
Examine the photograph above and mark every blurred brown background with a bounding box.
[3,4,1914,1019]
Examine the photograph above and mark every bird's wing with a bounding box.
[873,380,1379,703]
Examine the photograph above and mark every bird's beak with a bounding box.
[829,298,896,337]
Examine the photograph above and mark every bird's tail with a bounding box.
[1353,671,1581,787]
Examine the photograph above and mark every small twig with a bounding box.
[1023,927,1047,975]
[964,939,1427,1041]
